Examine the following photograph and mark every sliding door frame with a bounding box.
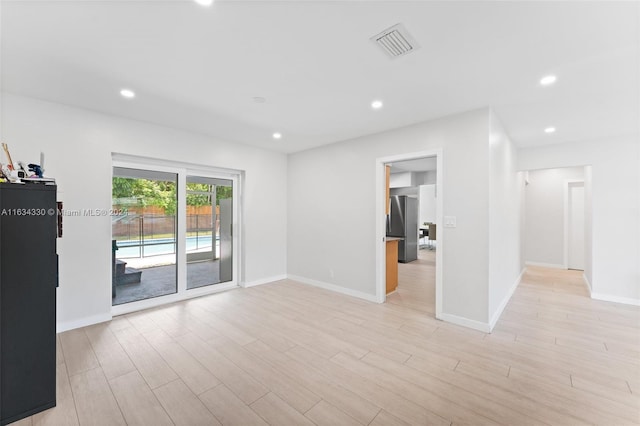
[111,157,241,317]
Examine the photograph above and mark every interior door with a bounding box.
[568,182,585,270]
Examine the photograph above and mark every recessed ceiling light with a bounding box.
[253,97,266,104]
[272,132,282,139]
[544,127,556,133]
[120,89,135,99]
[540,75,557,86]
[371,100,383,110]
[194,0,213,6]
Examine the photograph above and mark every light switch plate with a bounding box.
[444,216,457,228]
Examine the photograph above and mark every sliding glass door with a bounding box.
[111,162,238,311]
[111,168,178,306]
[186,176,233,289]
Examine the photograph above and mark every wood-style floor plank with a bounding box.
[59,329,100,377]
[250,392,315,426]
[153,379,221,426]
[304,400,363,426]
[175,332,269,405]
[19,249,640,425]
[83,323,136,381]
[207,334,322,413]
[244,339,381,425]
[143,328,220,395]
[68,367,126,426]
[199,384,268,426]
[108,371,173,426]
[112,326,178,389]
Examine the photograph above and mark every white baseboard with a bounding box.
[488,268,525,332]
[243,274,287,288]
[582,273,592,295]
[591,293,640,307]
[525,261,566,269]
[57,313,112,333]
[287,274,378,303]
[438,313,490,333]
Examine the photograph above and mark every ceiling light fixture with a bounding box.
[194,0,214,6]
[272,132,282,139]
[540,75,557,86]
[253,97,266,103]
[371,100,383,110]
[544,127,556,133]
[120,89,135,99]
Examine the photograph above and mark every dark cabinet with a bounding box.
[0,184,57,425]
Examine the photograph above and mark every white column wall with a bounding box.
[523,167,585,268]
[488,110,523,328]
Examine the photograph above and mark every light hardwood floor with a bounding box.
[387,249,436,316]
[13,253,640,425]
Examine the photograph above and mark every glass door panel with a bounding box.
[111,167,178,305]
[186,176,233,289]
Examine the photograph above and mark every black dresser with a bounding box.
[0,184,57,425]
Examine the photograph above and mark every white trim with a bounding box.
[111,282,239,316]
[438,313,490,333]
[564,179,584,270]
[375,161,385,304]
[288,275,378,303]
[57,313,112,333]
[243,275,287,288]
[488,268,525,332]
[591,293,640,307]
[524,261,566,269]
[375,149,443,318]
[582,272,592,294]
[112,153,241,177]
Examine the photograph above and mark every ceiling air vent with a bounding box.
[371,23,420,59]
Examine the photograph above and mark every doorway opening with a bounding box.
[522,165,592,290]
[375,149,443,319]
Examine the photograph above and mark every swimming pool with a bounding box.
[116,235,217,258]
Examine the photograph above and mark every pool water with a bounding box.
[116,235,217,258]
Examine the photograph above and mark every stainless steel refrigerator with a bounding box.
[387,195,418,263]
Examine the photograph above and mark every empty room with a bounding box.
[0,1,638,425]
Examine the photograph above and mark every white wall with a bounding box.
[288,108,492,326]
[524,167,585,268]
[519,137,640,304]
[389,187,418,197]
[418,170,437,185]
[1,93,288,331]
[487,111,523,328]
[419,184,436,224]
[389,172,415,188]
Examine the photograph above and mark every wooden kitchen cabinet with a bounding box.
[385,239,399,294]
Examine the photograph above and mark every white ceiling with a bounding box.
[1,1,638,154]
